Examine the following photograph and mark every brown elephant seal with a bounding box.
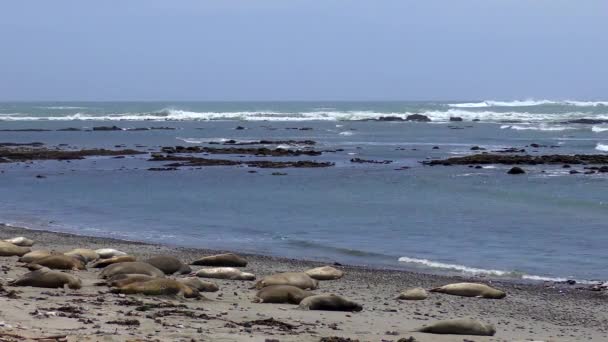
[255,272,318,290]
[305,266,344,280]
[195,267,255,280]
[254,285,314,304]
[10,268,82,289]
[191,253,248,267]
[398,287,428,300]
[0,241,31,257]
[144,255,191,275]
[104,274,158,287]
[18,250,58,263]
[91,255,137,268]
[299,294,362,312]
[111,279,200,298]
[99,262,165,279]
[27,254,86,270]
[95,248,127,259]
[4,237,35,247]
[64,248,99,263]
[178,277,219,292]
[430,282,506,299]
[416,318,496,336]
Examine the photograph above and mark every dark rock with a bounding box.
[474,165,483,169]
[562,164,571,168]
[0,147,144,163]
[350,158,392,164]
[507,167,526,175]
[148,167,178,171]
[599,166,608,173]
[470,146,486,151]
[566,119,608,124]
[150,154,333,169]
[35,175,46,178]
[56,128,82,131]
[472,119,480,122]
[405,114,431,122]
[92,126,122,131]
[449,117,463,122]
[160,145,321,157]
[377,116,405,122]
[432,146,439,150]
[235,126,246,130]
[569,170,580,174]
[423,154,608,166]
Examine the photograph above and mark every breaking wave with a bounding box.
[500,124,576,131]
[449,100,608,108]
[595,143,608,152]
[592,125,608,133]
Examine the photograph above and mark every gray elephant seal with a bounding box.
[99,262,165,279]
[27,255,86,271]
[430,282,506,299]
[398,287,428,300]
[255,272,318,290]
[95,248,127,259]
[111,279,200,298]
[104,274,158,287]
[195,267,255,280]
[299,294,362,312]
[19,250,57,263]
[144,255,191,275]
[191,253,248,267]
[178,277,219,292]
[4,237,35,247]
[10,268,82,289]
[0,241,31,257]
[305,266,344,280]
[91,255,137,268]
[64,248,99,263]
[416,318,496,336]
[254,285,314,304]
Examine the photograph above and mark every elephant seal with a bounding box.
[305,266,344,280]
[398,287,428,300]
[111,279,200,298]
[99,262,165,279]
[91,255,137,268]
[64,248,99,263]
[27,255,86,270]
[430,282,506,299]
[104,274,158,287]
[191,253,248,267]
[255,272,318,290]
[178,277,219,292]
[95,248,127,259]
[144,255,191,275]
[416,318,496,336]
[10,268,82,289]
[0,241,31,257]
[19,250,57,263]
[299,294,362,312]
[195,267,255,280]
[254,285,314,304]
[4,237,35,247]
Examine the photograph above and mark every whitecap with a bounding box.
[592,125,608,133]
[339,131,354,136]
[595,143,608,152]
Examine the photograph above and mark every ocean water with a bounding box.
[1,100,608,283]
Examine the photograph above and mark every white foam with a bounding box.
[500,124,575,131]
[592,125,608,133]
[339,131,354,136]
[596,143,608,152]
[449,100,608,108]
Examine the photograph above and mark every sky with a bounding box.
[0,0,606,101]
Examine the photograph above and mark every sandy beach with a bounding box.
[0,224,605,342]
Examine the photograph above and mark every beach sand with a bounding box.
[0,224,606,342]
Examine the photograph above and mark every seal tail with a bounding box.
[429,287,443,293]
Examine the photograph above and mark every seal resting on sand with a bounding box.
[298,294,362,312]
[18,250,57,263]
[305,266,344,280]
[430,282,506,299]
[255,272,318,290]
[4,237,34,247]
[64,248,99,263]
[95,248,127,259]
[0,241,31,257]
[195,267,255,280]
[254,285,314,304]
[10,267,82,289]
[27,255,86,270]
[91,255,136,268]
[100,262,165,279]
[110,278,200,298]
[104,274,158,287]
[398,288,428,300]
[416,318,496,336]
[178,277,219,292]
[144,255,191,275]
[191,253,248,267]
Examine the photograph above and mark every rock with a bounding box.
[507,167,525,175]
[405,114,431,122]
[377,116,405,122]
[569,170,580,174]
[92,126,122,131]
[397,288,428,300]
[470,146,486,151]
[449,117,463,122]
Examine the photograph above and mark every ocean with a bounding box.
[1,100,607,283]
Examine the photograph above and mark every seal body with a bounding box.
[430,283,506,299]
[4,237,35,247]
[106,274,158,287]
[398,287,428,300]
[305,266,344,280]
[95,248,127,259]
[64,248,99,263]
[195,267,255,280]
[178,277,219,292]
[19,250,56,263]
[191,253,248,267]
[416,319,496,336]
[0,241,31,257]
[144,255,191,275]
[100,262,165,279]
[254,285,313,304]
[299,294,362,312]
[91,255,136,268]
[111,279,200,298]
[28,255,86,270]
[11,268,82,289]
[255,272,318,290]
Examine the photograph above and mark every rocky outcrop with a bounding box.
[160,146,322,157]
[423,154,608,166]
[405,114,431,122]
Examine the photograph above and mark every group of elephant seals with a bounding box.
[95,248,127,259]
[398,287,428,300]
[10,267,82,289]
[254,285,313,304]
[0,241,31,257]
[178,277,219,292]
[430,282,506,299]
[195,267,255,280]
[145,255,191,275]
[304,266,344,280]
[416,318,496,336]
[100,262,165,279]
[27,255,86,271]
[299,294,363,312]
[110,278,200,298]
[4,237,35,247]
[91,255,137,268]
[64,248,99,263]
[255,272,318,290]
[191,253,247,267]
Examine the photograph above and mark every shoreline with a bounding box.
[1,223,607,341]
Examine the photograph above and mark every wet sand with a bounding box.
[0,223,606,342]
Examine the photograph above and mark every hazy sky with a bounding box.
[0,1,606,101]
